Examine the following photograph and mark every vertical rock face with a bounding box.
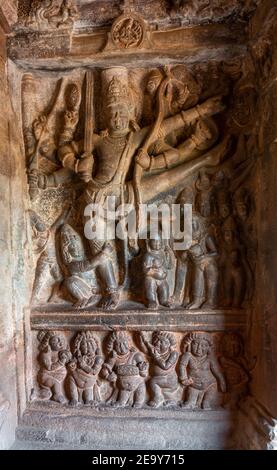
[0,15,31,450]
[0,0,277,450]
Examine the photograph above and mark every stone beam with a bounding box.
[7,23,247,70]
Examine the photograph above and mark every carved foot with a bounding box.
[133,402,143,409]
[52,394,66,404]
[161,300,174,309]
[164,400,176,407]
[201,301,217,309]
[99,292,120,310]
[69,399,78,407]
[182,297,191,308]
[187,299,204,310]
[73,298,90,310]
[112,401,126,409]
[147,302,159,310]
[181,402,196,410]
[37,389,51,400]
[85,400,97,407]
[148,399,162,408]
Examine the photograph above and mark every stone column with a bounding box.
[0,9,31,449]
[238,1,277,450]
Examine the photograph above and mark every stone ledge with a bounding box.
[30,307,247,331]
[15,401,238,450]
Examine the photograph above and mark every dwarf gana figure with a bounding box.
[140,331,179,408]
[37,331,71,404]
[67,331,103,406]
[143,233,174,309]
[179,333,226,409]
[185,212,219,309]
[220,332,253,410]
[101,331,148,408]
[60,223,114,309]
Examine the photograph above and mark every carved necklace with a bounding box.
[105,134,127,150]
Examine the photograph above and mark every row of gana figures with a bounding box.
[34,329,255,410]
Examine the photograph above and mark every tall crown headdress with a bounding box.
[106,76,129,107]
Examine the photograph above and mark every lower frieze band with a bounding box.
[32,329,254,410]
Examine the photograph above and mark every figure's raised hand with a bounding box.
[77,154,93,182]
[64,110,79,129]
[28,169,46,189]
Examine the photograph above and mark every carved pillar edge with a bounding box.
[237,396,277,450]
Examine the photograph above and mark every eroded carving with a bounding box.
[101,331,148,408]
[37,331,71,403]
[26,0,78,31]
[183,211,219,310]
[34,329,253,410]
[179,332,226,409]
[143,234,173,310]
[67,331,103,406]
[140,331,179,408]
[27,65,234,311]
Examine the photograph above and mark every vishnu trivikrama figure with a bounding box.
[29,68,230,309]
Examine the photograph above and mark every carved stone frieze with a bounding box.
[33,329,253,410]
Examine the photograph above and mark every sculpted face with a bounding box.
[80,339,96,357]
[114,337,129,356]
[219,203,231,220]
[107,104,129,135]
[235,201,248,221]
[191,339,209,357]
[153,335,170,355]
[150,238,162,251]
[49,335,65,352]
[66,233,82,260]
[223,229,234,244]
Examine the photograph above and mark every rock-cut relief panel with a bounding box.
[32,329,255,410]
[23,61,257,312]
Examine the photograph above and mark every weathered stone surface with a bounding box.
[14,401,238,450]
[0,0,277,451]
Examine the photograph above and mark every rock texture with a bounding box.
[0,0,277,450]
